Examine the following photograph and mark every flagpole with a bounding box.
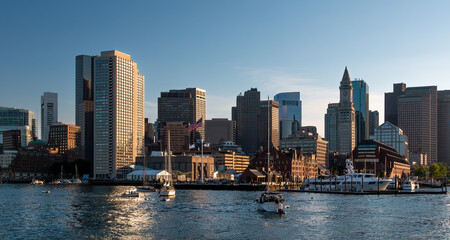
[201,138,204,183]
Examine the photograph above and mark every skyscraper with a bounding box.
[384,83,406,126]
[157,88,206,140]
[397,86,438,164]
[371,122,408,161]
[352,80,369,144]
[337,67,356,154]
[274,92,302,140]
[41,92,58,142]
[93,50,145,179]
[325,68,356,154]
[369,110,379,137]
[75,55,95,163]
[0,106,36,144]
[205,118,235,144]
[258,100,279,150]
[234,88,260,154]
[437,90,450,164]
[325,103,339,153]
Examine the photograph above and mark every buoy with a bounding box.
[285,205,290,209]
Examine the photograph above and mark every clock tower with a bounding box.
[337,67,356,154]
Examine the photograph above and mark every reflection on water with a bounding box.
[0,184,448,239]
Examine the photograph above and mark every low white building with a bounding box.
[126,169,171,182]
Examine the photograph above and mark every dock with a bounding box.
[280,189,447,195]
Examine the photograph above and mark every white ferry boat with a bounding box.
[302,159,392,192]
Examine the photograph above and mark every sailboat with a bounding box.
[159,129,176,197]
[72,164,82,184]
[137,144,156,192]
[257,96,285,214]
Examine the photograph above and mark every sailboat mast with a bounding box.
[168,128,171,176]
[143,140,146,185]
[267,96,270,190]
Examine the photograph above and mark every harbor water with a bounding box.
[0,184,448,239]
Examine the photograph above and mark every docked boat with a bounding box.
[302,159,392,192]
[137,145,157,192]
[121,189,140,198]
[159,129,175,198]
[257,96,285,214]
[403,178,419,191]
[30,179,44,185]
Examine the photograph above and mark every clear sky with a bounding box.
[1,0,450,138]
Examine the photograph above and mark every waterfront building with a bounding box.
[146,154,215,181]
[2,130,21,150]
[325,103,339,152]
[352,140,410,178]
[41,92,58,142]
[48,124,81,159]
[280,126,328,168]
[274,92,302,140]
[369,110,379,136]
[0,150,18,170]
[212,150,250,173]
[250,147,318,182]
[5,149,63,180]
[324,67,356,155]
[0,107,36,143]
[93,50,145,179]
[352,79,369,144]
[205,118,236,144]
[233,88,260,154]
[371,122,408,161]
[397,86,438,164]
[157,88,206,140]
[160,122,190,153]
[75,55,95,163]
[258,100,279,151]
[2,127,33,149]
[437,90,450,165]
[384,83,406,126]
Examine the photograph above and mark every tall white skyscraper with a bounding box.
[93,50,145,179]
[41,92,58,141]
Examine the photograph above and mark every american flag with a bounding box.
[189,118,203,132]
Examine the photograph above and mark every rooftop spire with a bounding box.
[341,66,350,83]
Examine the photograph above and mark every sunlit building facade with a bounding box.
[93,50,145,179]
[41,92,58,142]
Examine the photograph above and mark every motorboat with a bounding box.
[403,178,419,191]
[121,189,140,198]
[30,179,44,185]
[302,159,392,191]
[257,191,285,214]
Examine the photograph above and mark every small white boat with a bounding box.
[30,179,44,185]
[42,190,51,194]
[403,179,419,191]
[158,182,176,197]
[257,191,285,214]
[71,178,83,184]
[121,190,140,198]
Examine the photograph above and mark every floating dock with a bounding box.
[280,189,447,195]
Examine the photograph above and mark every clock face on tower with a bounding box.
[343,90,348,96]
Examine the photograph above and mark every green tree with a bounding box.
[429,163,448,179]
[413,165,428,179]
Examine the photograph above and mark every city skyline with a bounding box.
[2,1,450,137]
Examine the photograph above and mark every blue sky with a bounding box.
[1,1,450,137]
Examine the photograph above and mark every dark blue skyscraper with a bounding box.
[274,92,302,140]
[352,80,369,144]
